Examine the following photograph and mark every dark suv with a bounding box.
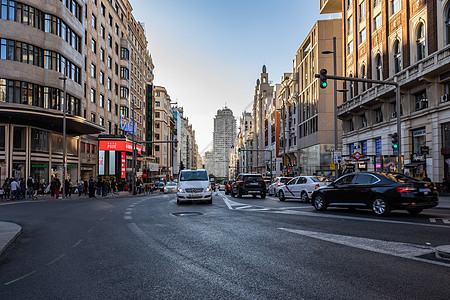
[231,174,266,198]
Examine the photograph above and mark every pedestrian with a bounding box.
[50,176,56,198]
[27,176,34,199]
[54,177,61,198]
[111,179,117,194]
[65,179,70,197]
[96,179,103,196]
[33,180,39,200]
[123,182,128,192]
[2,179,10,201]
[10,178,19,201]
[40,179,46,196]
[102,179,108,196]
[0,186,4,201]
[84,180,88,195]
[78,179,83,197]
[19,178,26,199]
[88,177,96,198]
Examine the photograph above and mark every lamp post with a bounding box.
[59,76,67,199]
[322,36,339,179]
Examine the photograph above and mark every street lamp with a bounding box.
[59,76,67,199]
[322,36,339,180]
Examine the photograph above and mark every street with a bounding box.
[1,192,450,299]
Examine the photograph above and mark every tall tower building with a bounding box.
[212,107,236,178]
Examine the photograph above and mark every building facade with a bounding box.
[0,0,103,185]
[321,0,450,182]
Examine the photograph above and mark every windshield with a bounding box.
[180,171,208,181]
[280,178,291,183]
[243,175,263,182]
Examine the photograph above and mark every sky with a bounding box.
[131,0,334,154]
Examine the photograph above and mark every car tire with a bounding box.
[372,197,390,216]
[252,194,257,198]
[278,191,285,202]
[313,194,327,211]
[301,191,309,203]
[407,208,423,215]
[261,193,266,199]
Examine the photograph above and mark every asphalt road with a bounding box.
[0,192,450,299]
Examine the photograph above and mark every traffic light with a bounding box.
[319,69,328,89]
[238,148,241,155]
[391,133,398,150]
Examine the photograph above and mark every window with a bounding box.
[359,28,366,44]
[414,90,428,111]
[107,77,111,90]
[374,13,382,31]
[156,101,160,107]
[155,122,160,129]
[347,0,352,9]
[391,0,400,16]
[91,39,96,53]
[120,86,129,98]
[107,99,111,112]
[91,113,96,122]
[375,107,383,123]
[412,128,426,154]
[91,63,96,78]
[393,40,401,73]
[447,5,450,45]
[99,94,104,107]
[108,35,112,47]
[376,53,382,80]
[91,14,96,29]
[100,25,105,39]
[91,88,96,103]
[155,112,160,118]
[361,65,367,92]
[107,56,112,68]
[120,67,129,79]
[155,145,160,152]
[349,120,354,131]
[361,114,367,127]
[347,16,353,35]
[155,133,160,140]
[335,174,355,186]
[375,138,382,155]
[416,23,425,61]
[100,48,105,61]
[348,40,353,54]
[359,1,366,22]
[101,3,105,16]
[361,140,367,155]
[355,174,377,184]
[100,71,104,84]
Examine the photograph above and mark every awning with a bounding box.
[405,162,425,168]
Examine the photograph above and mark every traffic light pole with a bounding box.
[316,73,402,173]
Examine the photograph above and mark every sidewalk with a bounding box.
[0,222,21,256]
[437,195,450,209]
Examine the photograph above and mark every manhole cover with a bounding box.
[171,212,203,217]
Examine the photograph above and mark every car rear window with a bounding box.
[280,178,291,183]
[243,175,263,182]
[381,173,422,183]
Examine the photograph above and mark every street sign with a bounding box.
[351,152,364,161]
[333,150,342,164]
[330,164,335,170]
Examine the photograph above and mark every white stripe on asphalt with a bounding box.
[279,228,450,268]
[124,216,132,220]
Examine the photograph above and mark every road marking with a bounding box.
[125,211,131,215]
[124,216,132,220]
[4,271,37,286]
[46,254,66,266]
[72,240,82,248]
[235,205,253,210]
[126,208,133,211]
[279,228,450,268]
[87,226,94,233]
[429,218,450,224]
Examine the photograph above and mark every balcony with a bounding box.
[320,0,342,14]
[337,44,450,118]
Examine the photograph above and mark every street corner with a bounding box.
[0,221,22,256]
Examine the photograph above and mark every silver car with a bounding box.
[163,182,177,194]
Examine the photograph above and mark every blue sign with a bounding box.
[120,115,137,136]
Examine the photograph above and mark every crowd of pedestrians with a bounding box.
[1,175,159,202]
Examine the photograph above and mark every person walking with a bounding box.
[88,177,96,198]
[78,179,83,197]
[27,176,34,199]
[19,178,26,200]
[54,177,61,199]
[33,180,39,200]
[111,179,117,195]
[96,179,103,196]
[50,177,56,198]
[102,179,108,196]
[10,178,19,201]
[2,179,10,201]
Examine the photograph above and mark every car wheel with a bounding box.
[407,208,423,215]
[261,193,266,199]
[372,197,390,216]
[252,194,257,198]
[278,191,285,202]
[301,191,309,203]
[313,194,327,211]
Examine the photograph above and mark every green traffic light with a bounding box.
[393,144,398,149]
[321,82,327,88]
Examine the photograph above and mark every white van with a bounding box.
[177,169,212,204]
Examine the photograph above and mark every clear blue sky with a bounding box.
[131,0,335,154]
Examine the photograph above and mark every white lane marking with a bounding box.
[247,208,271,211]
[430,218,436,223]
[126,208,133,211]
[235,205,253,210]
[124,216,132,220]
[279,228,450,268]
[125,211,131,215]
[445,219,450,224]
[429,218,450,224]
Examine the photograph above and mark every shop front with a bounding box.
[98,137,142,184]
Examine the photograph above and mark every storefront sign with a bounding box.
[420,146,429,154]
[358,163,367,169]
[121,152,126,179]
[99,151,105,175]
[109,151,116,176]
[411,153,426,162]
[99,140,141,155]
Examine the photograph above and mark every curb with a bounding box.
[0,222,22,257]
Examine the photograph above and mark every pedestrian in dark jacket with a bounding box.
[27,176,34,199]
[89,177,96,198]
[54,177,61,198]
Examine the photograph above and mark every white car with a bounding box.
[278,176,330,202]
[268,177,292,196]
[177,169,212,204]
[163,182,177,194]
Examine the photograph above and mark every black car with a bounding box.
[231,174,266,198]
[311,172,438,216]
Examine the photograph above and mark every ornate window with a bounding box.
[376,53,382,80]
[393,40,401,73]
[416,23,425,61]
[361,65,367,92]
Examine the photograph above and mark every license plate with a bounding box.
[248,183,258,186]
[187,194,192,198]
[420,188,431,192]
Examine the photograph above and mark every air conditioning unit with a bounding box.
[441,94,449,103]
[392,112,397,118]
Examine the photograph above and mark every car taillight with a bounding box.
[227,184,230,188]
[315,184,320,189]
[396,187,416,193]
[278,182,281,186]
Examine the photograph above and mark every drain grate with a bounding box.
[172,212,203,217]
